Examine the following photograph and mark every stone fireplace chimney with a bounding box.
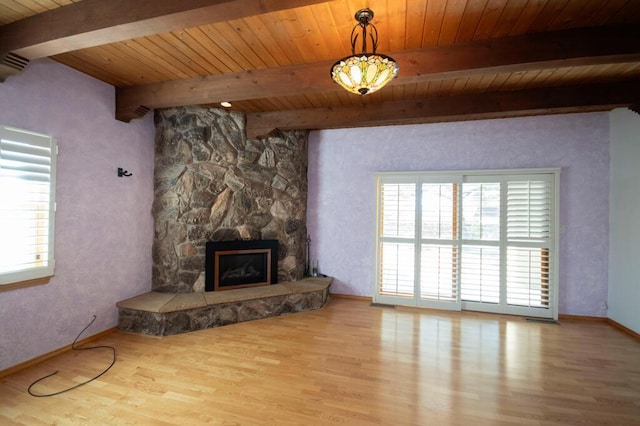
[152,106,308,293]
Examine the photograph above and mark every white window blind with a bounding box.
[505,179,552,308]
[375,169,558,319]
[507,180,551,242]
[460,245,500,304]
[459,181,501,305]
[0,125,57,285]
[379,182,416,297]
[419,183,459,304]
[420,244,458,301]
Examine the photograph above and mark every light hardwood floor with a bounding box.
[1,298,639,425]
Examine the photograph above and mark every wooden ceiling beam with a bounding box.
[395,24,640,83]
[115,24,640,121]
[0,0,328,81]
[244,80,640,138]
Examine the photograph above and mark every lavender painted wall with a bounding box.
[0,59,155,370]
[308,113,610,316]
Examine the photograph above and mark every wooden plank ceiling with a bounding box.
[1,0,639,137]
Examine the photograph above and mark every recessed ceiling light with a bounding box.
[220,101,232,108]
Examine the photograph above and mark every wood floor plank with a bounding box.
[1,298,639,425]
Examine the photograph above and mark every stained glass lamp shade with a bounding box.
[330,9,399,96]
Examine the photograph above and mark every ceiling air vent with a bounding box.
[0,52,29,82]
[133,105,151,118]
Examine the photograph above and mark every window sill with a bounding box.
[0,276,52,293]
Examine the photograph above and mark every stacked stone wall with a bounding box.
[152,106,308,292]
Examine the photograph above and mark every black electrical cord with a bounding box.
[28,315,116,397]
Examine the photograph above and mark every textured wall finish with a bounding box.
[308,113,610,317]
[153,106,308,292]
[0,59,154,371]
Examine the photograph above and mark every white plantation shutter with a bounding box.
[376,169,558,319]
[0,126,57,285]
[376,178,463,309]
[461,182,501,241]
[460,245,500,303]
[380,242,415,296]
[420,244,458,301]
[507,180,551,241]
[421,183,455,240]
[506,247,550,307]
[381,183,415,239]
[378,182,416,297]
[506,178,552,308]
[459,181,501,306]
[419,182,460,307]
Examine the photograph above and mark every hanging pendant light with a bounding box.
[330,8,399,95]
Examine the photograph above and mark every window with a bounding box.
[375,169,559,319]
[0,125,57,287]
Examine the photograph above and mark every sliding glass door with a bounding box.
[375,169,558,319]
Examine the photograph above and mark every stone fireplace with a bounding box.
[152,106,308,293]
[116,106,331,337]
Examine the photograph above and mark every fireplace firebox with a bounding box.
[205,240,278,291]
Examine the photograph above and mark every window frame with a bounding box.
[0,125,57,289]
[374,168,560,320]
